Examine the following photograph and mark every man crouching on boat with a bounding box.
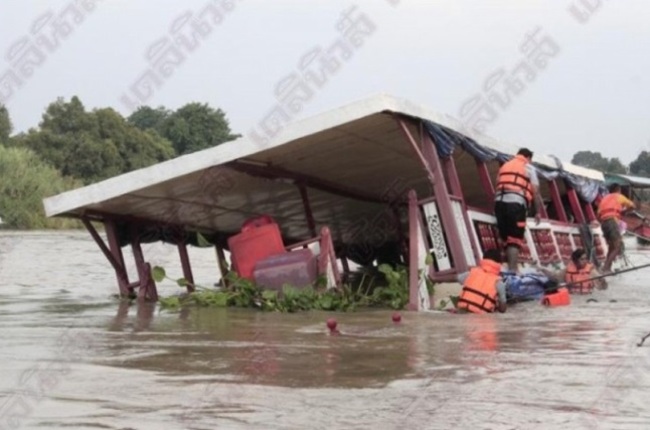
[536,248,606,293]
[456,249,507,313]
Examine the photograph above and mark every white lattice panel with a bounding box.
[422,202,451,270]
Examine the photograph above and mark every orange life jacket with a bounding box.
[457,259,502,314]
[542,287,571,306]
[565,261,594,294]
[495,155,534,206]
[597,193,622,221]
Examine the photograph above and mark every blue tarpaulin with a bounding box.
[422,119,605,203]
[502,272,550,302]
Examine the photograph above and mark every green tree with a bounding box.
[127,106,171,133]
[40,96,96,135]
[571,151,609,171]
[161,102,239,155]
[95,108,175,172]
[0,145,82,228]
[0,104,12,144]
[20,97,175,184]
[19,129,122,182]
[629,151,650,177]
[606,157,627,174]
[571,151,629,174]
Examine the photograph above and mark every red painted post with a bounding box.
[298,183,317,237]
[419,128,469,273]
[548,179,568,222]
[177,240,195,293]
[83,217,130,297]
[565,184,586,224]
[538,192,549,219]
[326,229,341,287]
[392,206,407,264]
[407,190,420,311]
[105,219,131,297]
[130,228,158,301]
[137,262,158,302]
[443,156,481,264]
[395,119,436,185]
[104,220,130,293]
[131,232,145,272]
[476,160,496,205]
[318,226,341,287]
[442,158,462,197]
[584,202,597,222]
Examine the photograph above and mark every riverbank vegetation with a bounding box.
[0,98,238,229]
[0,145,82,228]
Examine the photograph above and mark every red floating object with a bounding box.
[227,215,285,279]
[542,287,571,307]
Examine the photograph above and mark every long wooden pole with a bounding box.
[558,261,650,289]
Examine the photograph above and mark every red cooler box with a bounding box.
[228,216,285,279]
[253,249,318,291]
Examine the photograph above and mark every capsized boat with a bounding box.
[42,94,617,310]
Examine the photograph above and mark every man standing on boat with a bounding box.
[494,148,543,273]
[598,183,635,273]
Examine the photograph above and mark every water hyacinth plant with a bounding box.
[152,263,418,313]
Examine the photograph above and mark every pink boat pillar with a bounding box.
[407,190,432,311]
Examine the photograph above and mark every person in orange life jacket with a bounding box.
[598,183,635,273]
[537,248,606,294]
[494,148,544,273]
[456,249,507,314]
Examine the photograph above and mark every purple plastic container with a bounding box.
[253,248,317,291]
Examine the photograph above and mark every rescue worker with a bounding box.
[537,248,605,293]
[457,249,507,313]
[494,148,544,273]
[598,183,635,273]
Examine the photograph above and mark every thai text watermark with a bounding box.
[457,26,561,136]
[120,0,244,113]
[0,328,94,429]
[247,4,376,148]
[568,0,606,24]
[0,0,104,105]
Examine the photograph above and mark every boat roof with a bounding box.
[42,94,604,245]
[605,172,650,188]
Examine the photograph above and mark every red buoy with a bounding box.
[392,312,402,323]
[326,318,338,333]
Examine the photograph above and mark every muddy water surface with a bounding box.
[2,231,650,429]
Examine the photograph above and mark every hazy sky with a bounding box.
[1,0,649,164]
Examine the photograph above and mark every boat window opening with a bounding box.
[453,150,495,213]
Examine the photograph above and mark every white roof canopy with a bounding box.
[43,94,604,248]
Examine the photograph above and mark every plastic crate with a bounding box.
[253,249,318,291]
[228,216,285,279]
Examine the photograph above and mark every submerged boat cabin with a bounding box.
[43,95,608,310]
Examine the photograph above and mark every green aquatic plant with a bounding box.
[371,264,409,309]
[151,261,417,313]
[437,295,459,311]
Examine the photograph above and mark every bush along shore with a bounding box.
[153,263,436,313]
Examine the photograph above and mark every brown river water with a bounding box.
[2,231,650,429]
